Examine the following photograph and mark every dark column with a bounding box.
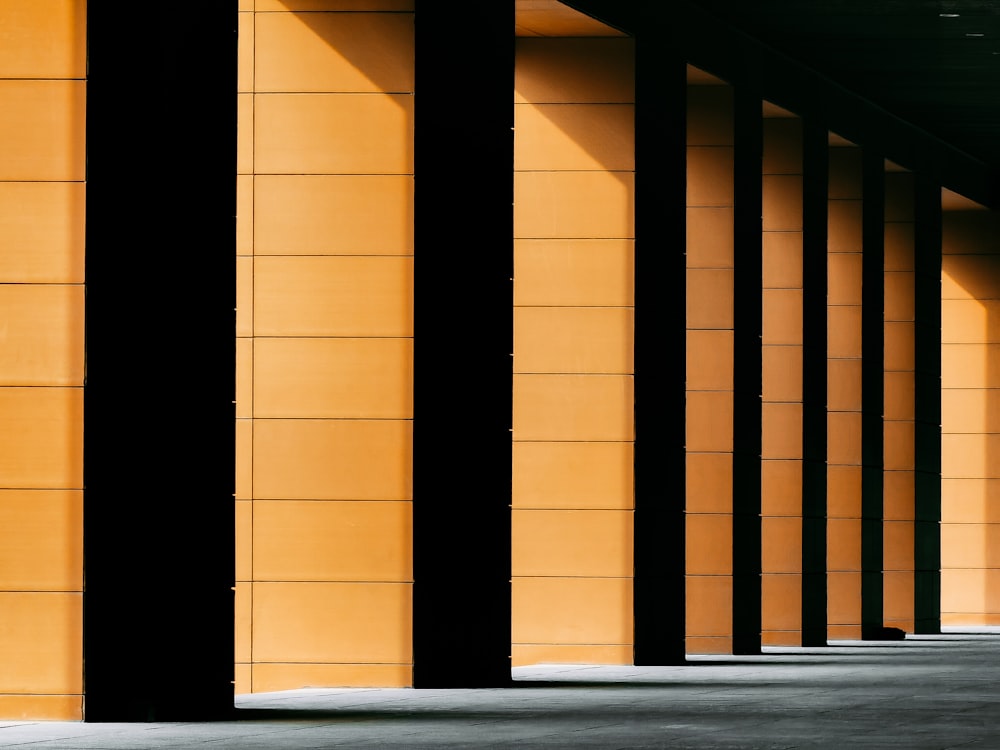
[411,3,513,687]
[633,43,687,666]
[913,176,942,634]
[732,86,763,655]
[83,5,238,721]
[801,120,830,646]
[860,149,886,639]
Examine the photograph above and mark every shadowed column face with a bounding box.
[685,69,736,655]
[760,110,805,646]
[826,139,865,640]
[512,34,636,668]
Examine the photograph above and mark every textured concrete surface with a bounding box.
[3,632,999,749]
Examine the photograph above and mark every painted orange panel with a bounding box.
[762,175,803,231]
[762,346,802,402]
[883,471,915,521]
[0,182,84,283]
[761,573,802,632]
[254,175,413,255]
[685,514,732,575]
[827,252,862,306]
[0,695,81,721]
[512,577,632,645]
[0,387,81,489]
[685,391,733,453]
[686,86,734,147]
[0,592,81,693]
[827,465,862,519]
[686,636,732,654]
[761,517,802,574]
[253,419,411,500]
[942,212,1000,256]
[827,571,861,625]
[940,523,989,569]
[254,93,413,174]
[512,509,632,577]
[0,285,84,386]
[235,582,251,663]
[234,663,251,695]
[514,307,634,375]
[761,403,802,460]
[884,322,916,370]
[687,147,735,208]
[884,223,916,272]
[238,12,253,93]
[237,174,253,255]
[253,500,411,582]
[883,372,914,421]
[762,231,803,289]
[883,570,914,629]
[512,441,633,510]
[235,337,252,419]
[0,490,81,591]
[940,568,985,615]
[686,269,734,329]
[827,411,862,466]
[0,0,85,79]
[685,575,732,637]
[253,582,412,663]
[254,338,413,419]
[762,118,802,175]
[512,374,634,441]
[941,478,1000,524]
[0,81,84,181]
[760,460,802,518]
[514,171,635,239]
[827,306,862,359]
[686,330,734,391]
[236,256,253,338]
[252,663,411,692]
[941,301,989,344]
[884,272,915,321]
[941,434,1000,479]
[256,0,414,9]
[236,500,252,582]
[235,419,252,500]
[827,147,863,200]
[686,208,734,268]
[941,260,992,301]
[514,38,635,105]
[827,518,861,571]
[828,358,862,412]
[237,93,253,175]
[884,421,915,471]
[762,289,802,345]
[255,12,413,94]
[762,630,801,647]
[511,644,631,667]
[514,239,634,307]
[686,452,733,515]
[254,256,412,337]
[515,103,634,172]
[884,520,914,571]
[827,201,863,253]
[941,344,1000,388]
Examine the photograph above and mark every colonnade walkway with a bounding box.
[3,631,999,749]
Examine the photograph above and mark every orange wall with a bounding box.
[0,0,86,721]
[940,191,1000,626]
[511,36,635,666]
[685,73,735,654]
[236,0,415,693]
[760,111,805,646]
[883,168,917,631]
[826,141,864,639]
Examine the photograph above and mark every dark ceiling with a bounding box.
[565,0,1000,206]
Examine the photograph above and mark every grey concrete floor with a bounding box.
[3,632,1000,749]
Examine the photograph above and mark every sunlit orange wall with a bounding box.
[760,111,804,646]
[511,37,635,666]
[826,141,864,639]
[940,191,1000,626]
[0,0,86,721]
[685,73,735,655]
[236,0,415,693]
[882,168,916,632]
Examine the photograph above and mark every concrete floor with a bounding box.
[3,632,1000,749]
